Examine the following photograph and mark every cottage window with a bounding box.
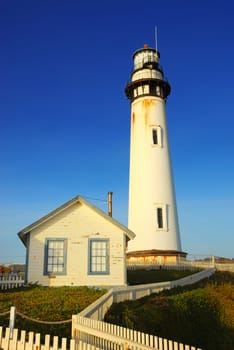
[88,239,109,275]
[44,239,67,275]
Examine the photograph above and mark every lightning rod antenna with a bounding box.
[155,26,158,52]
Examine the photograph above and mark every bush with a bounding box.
[127,268,200,285]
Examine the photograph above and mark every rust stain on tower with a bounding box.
[142,99,155,126]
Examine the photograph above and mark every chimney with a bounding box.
[108,192,113,217]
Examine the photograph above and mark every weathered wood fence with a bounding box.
[0,275,24,290]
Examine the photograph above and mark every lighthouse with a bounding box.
[125,44,185,263]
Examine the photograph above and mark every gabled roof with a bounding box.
[18,195,135,246]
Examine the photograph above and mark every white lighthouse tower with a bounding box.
[125,44,185,263]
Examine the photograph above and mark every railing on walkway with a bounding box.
[72,315,202,350]
[127,256,215,270]
[0,275,25,290]
[215,263,234,272]
[126,256,234,272]
[0,326,74,350]
[78,268,215,320]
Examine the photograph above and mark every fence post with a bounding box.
[9,306,16,339]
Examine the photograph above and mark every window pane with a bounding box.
[90,240,108,274]
[47,265,53,272]
[45,239,65,274]
[156,85,161,96]
[152,129,158,145]
[48,248,54,256]
[157,208,163,229]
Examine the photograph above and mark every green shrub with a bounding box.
[127,269,200,285]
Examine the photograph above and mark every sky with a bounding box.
[0,0,234,264]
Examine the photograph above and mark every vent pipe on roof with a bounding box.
[108,191,113,217]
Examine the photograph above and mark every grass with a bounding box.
[0,285,105,339]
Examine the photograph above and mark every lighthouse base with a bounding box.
[127,249,187,266]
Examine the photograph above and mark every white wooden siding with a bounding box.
[27,202,127,286]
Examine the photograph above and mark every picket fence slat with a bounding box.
[62,338,67,350]
[35,333,40,349]
[0,327,3,347]
[70,338,75,350]
[9,329,18,350]
[17,329,25,350]
[53,335,59,350]
[5,328,11,350]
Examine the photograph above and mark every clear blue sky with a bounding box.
[1,0,234,263]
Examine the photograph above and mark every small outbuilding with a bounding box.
[18,195,135,287]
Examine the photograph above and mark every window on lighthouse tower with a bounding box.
[156,205,168,231]
[157,208,163,229]
[152,129,158,145]
[152,126,162,147]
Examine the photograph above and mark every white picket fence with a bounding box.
[0,327,105,350]
[0,275,24,290]
[0,326,74,350]
[72,315,202,350]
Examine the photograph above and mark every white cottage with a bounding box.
[18,195,135,287]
